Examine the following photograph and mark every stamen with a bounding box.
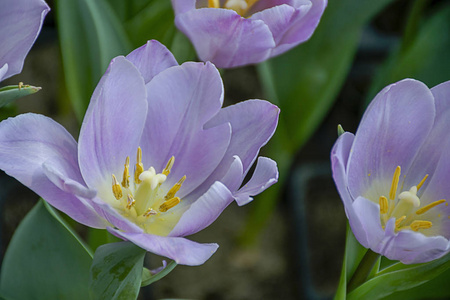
[143,208,157,217]
[126,194,135,209]
[122,157,130,188]
[410,220,432,231]
[112,175,123,200]
[389,166,401,200]
[395,216,406,228]
[165,176,186,200]
[416,174,429,190]
[208,0,220,8]
[135,147,144,184]
[379,196,388,214]
[159,197,181,212]
[162,156,175,176]
[415,199,446,215]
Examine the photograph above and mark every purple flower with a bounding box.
[0,0,49,81]
[172,0,327,68]
[0,40,279,266]
[332,79,450,264]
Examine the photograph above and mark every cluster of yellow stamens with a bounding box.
[111,147,185,218]
[378,166,448,233]
[208,0,259,16]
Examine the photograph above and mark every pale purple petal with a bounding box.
[220,156,245,193]
[234,157,278,206]
[126,40,178,85]
[383,230,449,264]
[0,113,105,228]
[169,181,233,237]
[0,0,49,80]
[141,62,231,195]
[347,79,436,199]
[171,0,196,14]
[78,56,148,189]
[0,64,8,82]
[108,228,219,266]
[351,197,386,250]
[175,8,275,68]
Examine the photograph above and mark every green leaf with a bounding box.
[141,261,177,287]
[0,200,93,300]
[334,224,369,300]
[348,253,450,299]
[56,0,131,121]
[0,84,41,108]
[366,2,450,105]
[89,242,146,300]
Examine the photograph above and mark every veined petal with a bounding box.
[234,157,278,206]
[347,79,436,199]
[78,56,148,189]
[126,40,178,85]
[141,62,230,195]
[175,8,275,68]
[0,113,105,228]
[0,0,49,80]
[169,181,234,237]
[108,228,219,266]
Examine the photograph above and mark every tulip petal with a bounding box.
[78,56,148,189]
[352,196,385,250]
[141,62,231,195]
[0,64,8,82]
[126,40,178,85]
[347,79,436,199]
[234,157,279,206]
[0,0,49,80]
[0,113,105,228]
[169,181,233,237]
[175,8,275,68]
[108,228,219,266]
[171,0,196,14]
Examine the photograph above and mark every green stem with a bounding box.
[400,0,430,53]
[347,249,380,292]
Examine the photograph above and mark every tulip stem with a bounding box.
[347,249,380,293]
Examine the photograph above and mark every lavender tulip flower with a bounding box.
[0,0,49,81]
[332,79,450,264]
[172,0,327,68]
[0,40,279,265]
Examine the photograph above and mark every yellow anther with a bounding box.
[389,166,401,200]
[135,147,144,184]
[410,220,432,231]
[379,196,388,214]
[159,197,181,212]
[126,194,135,209]
[415,199,446,215]
[143,208,157,217]
[208,0,220,8]
[162,156,175,176]
[416,174,429,190]
[18,82,24,89]
[395,216,406,228]
[165,176,186,200]
[112,175,122,200]
[122,157,130,188]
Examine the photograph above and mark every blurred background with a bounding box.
[1,0,449,299]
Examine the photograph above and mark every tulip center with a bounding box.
[109,147,187,236]
[208,0,259,16]
[377,166,448,235]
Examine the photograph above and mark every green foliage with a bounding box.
[89,242,146,300]
[0,201,92,300]
[141,261,177,287]
[56,0,132,121]
[0,84,41,108]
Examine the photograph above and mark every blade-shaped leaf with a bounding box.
[89,242,146,300]
[0,200,92,300]
[56,0,131,121]
[348,253,450,299]
[0,84,41,108]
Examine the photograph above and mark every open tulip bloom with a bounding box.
[0,0,49,82]
[332,79,450,264]
[0,40,279,266]
[172,0,327,68]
